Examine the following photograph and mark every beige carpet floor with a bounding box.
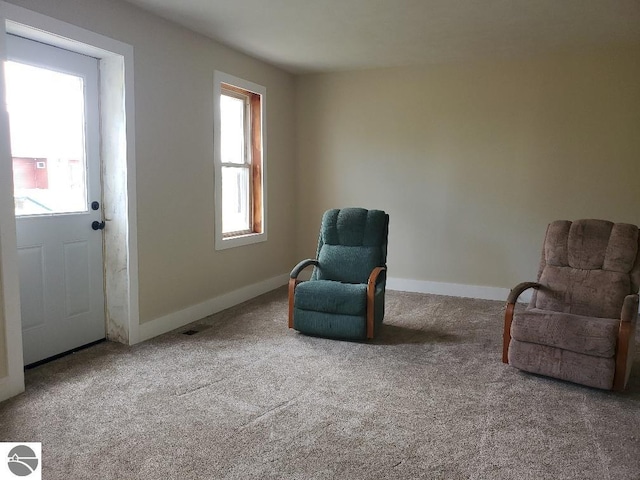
[1,287,639,479]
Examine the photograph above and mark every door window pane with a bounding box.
[5,61,87,216]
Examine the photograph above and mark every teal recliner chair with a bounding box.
[288,208,389,340]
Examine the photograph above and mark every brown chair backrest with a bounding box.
[530,219,640,318]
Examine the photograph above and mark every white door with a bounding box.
[5,34,105,366]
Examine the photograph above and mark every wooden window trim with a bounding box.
[221,83,263,238]
[214,71,267,251]
[250,92,262,234]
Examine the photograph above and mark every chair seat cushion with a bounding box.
[511,308,620,358]
[294,280,367,315]
[508,339,615,390]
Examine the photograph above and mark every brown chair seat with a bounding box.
[511,309,619,358]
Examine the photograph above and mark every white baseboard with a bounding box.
[138,273,289,342]
[138,274,532,343]
[387,277,532,303]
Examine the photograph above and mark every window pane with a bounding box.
[5,61,88,216]
[220,94,245,165]
[221,166,250,234]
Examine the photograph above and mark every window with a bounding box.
[6,60,88,216]
[214,72,266,249]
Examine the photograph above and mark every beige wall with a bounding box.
[2,0,298,327]
[295,46,640,289]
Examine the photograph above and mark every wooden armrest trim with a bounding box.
[290,259,319,279]
[502,303,515,363]
[613,294,639,391]
[366,267,387,339]
[507,282,541,304]
[288,278,298,329]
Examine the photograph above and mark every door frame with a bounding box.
[0,2,139,401]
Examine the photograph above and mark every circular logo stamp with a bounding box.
[7,445,39,477]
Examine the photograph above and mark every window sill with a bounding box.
[215,231,267,250]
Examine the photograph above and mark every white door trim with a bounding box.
[0,2,139,401]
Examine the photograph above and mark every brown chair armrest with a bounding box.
[621,294,639,324]
[613,294,639,391]
[502,282,541,363]
[366,266,387,339]
[507,282,541,305]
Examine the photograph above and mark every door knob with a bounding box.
[91,221,105,230]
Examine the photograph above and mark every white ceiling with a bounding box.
[122,0,640,74]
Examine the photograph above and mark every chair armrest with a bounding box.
[614,294,639,392]
[290,259,319,279]
[366,266,387,339]
[621,294,639,324]
[502,282,540,363]
[367,266,387,290]
[507,282,541,305]
[288,259,319,329]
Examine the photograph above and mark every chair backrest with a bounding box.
[311,208,389,284]
[531,219,640,318]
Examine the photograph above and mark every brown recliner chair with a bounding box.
[503,219,639,391]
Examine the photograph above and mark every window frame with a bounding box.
[220,87,252,237]
[213,71,267,250]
